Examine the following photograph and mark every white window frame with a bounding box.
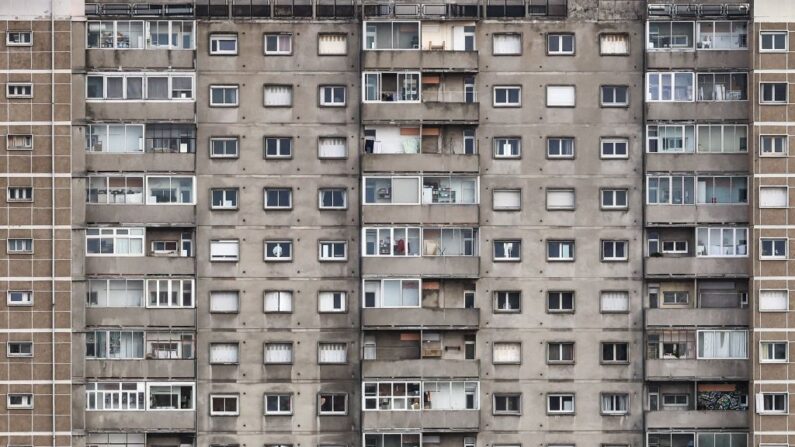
[760,31,788,53]
[493,393,521,414]
[661,240,687,254]
[547,342,574,363]
[264,393,293,415]
[600,32,630,55]
[759,393,788,414]
[494,290,521,313]
[696,329,748,359]
[7,290,32,306]
[601,189,629,210]
[601,85,629,107]
[601,138,629,159]
[6,31,32,46]
[318,393,348,415]
[7,134,33,151]
[145,176,196,205]
[86,20,195,50]
[761,82,788,104]
[546,137,575,159]
[646,72,695,102]
[695,227,748,257]
[7,393,33,409]
[318,136,348,159]
[209,34,238,55]
[210,394,239,416]
[602,240,628,262]
[493,86,521,107]
[209,343,240,365]
[264,33,293,55]
[145,382,195,411]
[362,278,421,308]
[319,188,348,209]
[319,85,347,107]
[264,240,293,261]
[145,278,195,309]
[7,186,33,202]
[547,394,575,414]
[646,20,695,51]
[209,85,239,107]
[493,240,521,261]
[264,137,292,159]
[7,238,33,254]
[7,341,33,357]
[263,84,294,107]
[646,124,696,153]
[264,343,294,364]
[547,240,574,261]
[601,393,629,415]
[493,137,521,158]
[85,72,195,101]
[547,33,575,55]
[362,176,421,205]
[318,342,348,364]
[760,135,788,156]
[210,137,239,159]
[264,290,293,313]
[546,188,575,210]
[318,33,348,55]
[319,291,347,313]
[6,83,32,98]
[264,188,293,209]
[760,238,788,260]
[696,124,748,153]
[210,188,239,210]
[760,341,788,363]
[547,291,574,313]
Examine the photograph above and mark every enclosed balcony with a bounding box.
[82,227,195,276]
[645,173,748,225]
[646,20,750,69]
[362,125,479,172]
[363,330,477,378]
[644,227,749,277]
[645,381,748,429]
[645,329,749,380]
[84,174,196,225]
[645,279,749,326]
[84,123,196,172]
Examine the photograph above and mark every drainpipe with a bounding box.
[49,0,57,445]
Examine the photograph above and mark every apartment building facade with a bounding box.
[4,1,792,447]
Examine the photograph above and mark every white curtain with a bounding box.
[493,190,520,209]
[493,343,520,363]
[760,187,788,207]
[493,34,521,54]
[547,190,574,208]
[319,34,346,55]
[264,86,292,106]
[759,290,788,311]
[318,137,346,158]
[600,34,629,54]
[600,292,629,312]
[698,330,747,358]
[265,343,292,363]
[319,292,344,311]
[319,343,347,363]
[210,292,239,312]
[210,343,239,363]
[264,291,292,312]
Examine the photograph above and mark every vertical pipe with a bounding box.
[49,0,57,445]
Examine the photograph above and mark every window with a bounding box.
[319,291,346,312]
[547,342,574,363]
[761,342,788,362]
[547,137,575,158]
[86,433,148,447]
[761,82,787,104]
[209,137,239,159]
[547,33,574,55]
[85,330,144,359]
[600,33,629,55]
[7,187,32,202]
[647,175,696,204]
[493,189,521,210]
[697,330,747,359]
[265,343,293,364]
[264,137,292,158]
[759,290,788,312]
[493,137,521,158]
[696,124,748,153]
[647,21,694,50]
[696,227,748,257]
[318,342,347,364]
[7,83,32,98]
[264,188,293,209]
[7,238,33,254]
[696,21,747,50]
[362,381,421,411]
[662,394,688,406]
[363,227,420,257]
[147,383,194,410]
[264,291,293,313]
[86,73,194,101]
[647,124,696,153]
[601,86,629,106]
[85,382,145,410]
[493,33,521,55]
[264,240,293,261]
[7,290,32,306]
[363,177,420,204]
[601,189,628,209]
[546,189,575,210]
[210,291,239,313]
[7,394,33,409]
[602,240,628,261]
[264,85,293,107]
[210,240,239,262]
[318,33,347,55]
[319,393,348,415]
[761,31,788,52]
[363,279,421,308]
[320,86,346,106]
[265,33,292,55]
[760,187,788,208]
[494,240,521,261]
[319,188,347,209]
[210,343,239,364]
[760,393,788,413]
[363,72,420,102]
[85,124,146,153]
[7,134,32,150]
[696,72,747,101]
[601,138,629,159]
[493,394,521,414]
[493,342,521,364]
[601,342,629,363]
[494,291,521,313]
[601,394,629,415]
[547,291,574,313]
[662,290,689,305]
[85,227,146,256]
[265,394,292,415]
[7,31,32,46]
[7,341,33,357]
[646,72,694,102]
[546,85,576,107]
[318,137,347,159]
[761,135,788,156]
[210,395,239,416]
[87,20,193,49]
[547,240,574,261]
[600,291,629,313]
[494,86,521,107]
[547,394,575,414]
[146,176,194,204]
[211,188,238,210]
[209,85,238,107]
[146,332,194,360]
[86,279,145,308]
[761,238,787,259]
[319,241,347,261]
[209,33,237,55]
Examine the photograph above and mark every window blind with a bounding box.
[760,187,787,207]
[210,343,239,363]
[265,343,292,363]
[547,190,575,208]
[210,291,239,312]
[319,34,346,54]
[319,343,347,363]
[318,137,346,158]
[494,34,521,54]
[547,85,575,106]
[600,291,629,312]
[493,190,521,209]
[210,240,239,260]
[759,290,788,311]
[264,291,292,312]
[493,343,520,362]
[264,86,292,106]
[600,33,629,54]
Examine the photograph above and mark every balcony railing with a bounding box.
[485,0,566,18]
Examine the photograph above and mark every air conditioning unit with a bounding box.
[726,4,750,16]
[647,4,671,16]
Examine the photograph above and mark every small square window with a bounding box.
[547,33,575,55]
[7,84,32,98]
[7,290,32,306]
[547,394,575,414]
[760,31,788,52]
[264,291,293,313]
[493,393,521,414]
[494,137,521,158]
[761,135,788,156]
[546,189,575,210]
[318,33,347,55]
[7,134,32,150]
[493,189,521,211]
[601,342,629,363]
[7,238,33,254]
[211,188,238,210]
[264,188,293,209]
[210,85,239,107]
[7,187,33,202]
[319,188,347,209]
[601,189,628,210]
[761,238,787,259]
[210,291,239,313]
[493,33,522,55]
[210,240,239,262]
[264,137,292,158]
[547,85,576,107]
[493,86,521,107]
[601,85,629,107]
[601,138,629,159]
[7,341,33,357]
[264,240,293,261]
[761,82,787,104]
[600,291,629,313]
[494,240,521,261]
[600,33,629,55]
[601,240,628,261]
[264,85,293,107]
[759,186,788,208]
[210,34,238,55]
[319,241,347,261]
[210,137,239,158]
[210,394,239,416]
[265,33,293,55]
[318,137,347,159]
[320,86,346,106]
[318,393,348,415]
[547,342,574,363]
[547,137,575,158]
[7,394,33,409]
[209,342,239,364]
[6,31,32,46]
[547,291,574,313]
[547,240,574,261]
[494,291,521,313]
[264,394,293,415]
[319,291,347,313]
